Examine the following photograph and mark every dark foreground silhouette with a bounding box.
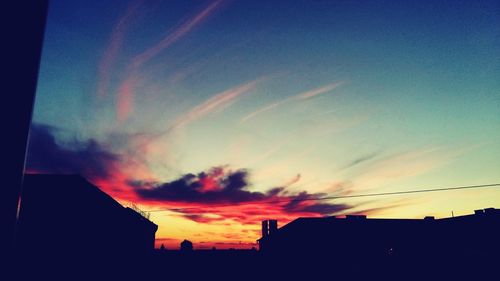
[12,174,500,280]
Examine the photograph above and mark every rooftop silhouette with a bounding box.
[13,174,500,279]
[257,209,500,278]
[16,174,157,261]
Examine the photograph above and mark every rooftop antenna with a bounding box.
[452,211,454,217]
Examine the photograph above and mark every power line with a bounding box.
[145,183,500,213]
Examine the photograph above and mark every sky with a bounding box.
[26,0,500,249]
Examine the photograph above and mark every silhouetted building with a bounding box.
[180,239,193,251]
[258,208,500,265]
[16,174,158,260]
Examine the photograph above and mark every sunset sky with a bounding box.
[26,0,500,249]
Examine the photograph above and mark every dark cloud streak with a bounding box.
[136,170,268,204]
[25,123,357,223]
[135,167,353,220]
[340,152,379,171]
[25,123,119,179]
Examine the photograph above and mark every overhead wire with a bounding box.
[144,183,500,213]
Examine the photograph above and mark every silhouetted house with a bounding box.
[180,239,193,251]
[258,209,500,265]
[16,174,158,260]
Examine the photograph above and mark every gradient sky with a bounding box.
[27,0,500,249]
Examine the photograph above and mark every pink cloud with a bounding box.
[114,0,225,122]
[116,75,136,122]
[169,79,260,131]
[97,0,145,97]
[296,82,344,99]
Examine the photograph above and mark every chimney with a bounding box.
[484,208,496,214]
[269,220,278,235]
[474,209,484,215]
[346,215,367,220]
[262,220,269,237]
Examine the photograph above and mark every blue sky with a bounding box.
[28,0,500,248]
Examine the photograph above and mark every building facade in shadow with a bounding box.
[258,209,500,277]
[16,174,158,262]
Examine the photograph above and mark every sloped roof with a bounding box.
[21,173,157,230]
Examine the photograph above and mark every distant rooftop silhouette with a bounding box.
[180,239,193,251]
[258,208,500,265]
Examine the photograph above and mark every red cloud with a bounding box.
[134,167,353,226]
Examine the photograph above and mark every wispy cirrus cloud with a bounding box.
[282,173,301,188]
[240,101,285,123]
[115,0,226,121]
[241,81,344,123]
[344,146,462,192]
[116,74,137,122]
[167,79,260,131]
[297,82,344,99]
[131,0,225,69]
[338,151,380,171]
[91,78,262,180]
[96,0,145,98]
